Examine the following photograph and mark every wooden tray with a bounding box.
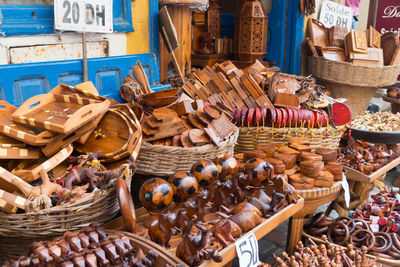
[0,101,54,146]
[12,144,73,183]
[48,83,107,102]
[350,127,400,144]
[41,119,97,157]
[11,94,110,135]
[0,147,40,159]
[303,231,400,266]
[108,198,304,267]
[0,133,25,148]
[75,109,137,159]
[343,156,400,183]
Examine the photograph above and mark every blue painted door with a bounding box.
[0,0,169,106]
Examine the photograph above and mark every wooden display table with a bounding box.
[106,197,304,266]
[286,182,342,255]
[327,157,400,217]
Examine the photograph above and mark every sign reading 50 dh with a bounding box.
[55,0,113,33]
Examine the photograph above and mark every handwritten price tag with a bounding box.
[235,233,260,267]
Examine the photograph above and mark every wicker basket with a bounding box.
[308,56,400,87]
[234,126,344,154]
[136,128,239,176]
[0,178,131,262]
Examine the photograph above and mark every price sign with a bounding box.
[235,233,260,267]
[54,0,113,33]
[319,0,353,30]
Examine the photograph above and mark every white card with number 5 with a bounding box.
[235,233,260,267]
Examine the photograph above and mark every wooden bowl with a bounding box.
[140,89,180,108]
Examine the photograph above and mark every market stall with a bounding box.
[1,0,400,266]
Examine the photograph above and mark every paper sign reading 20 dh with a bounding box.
[235,233,260,267]
[54,0,113,33]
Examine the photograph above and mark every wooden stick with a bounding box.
[161,26,185,83]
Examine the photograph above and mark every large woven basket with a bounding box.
[0,178,131,262]
[308,56,400,87]
[234,126,344,154]
[136,128,239,176]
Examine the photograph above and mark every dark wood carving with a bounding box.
[234,0,268,61]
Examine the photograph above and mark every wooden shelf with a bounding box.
[106,197,304,266]
[200,197,304,267]
[343,156,400,183]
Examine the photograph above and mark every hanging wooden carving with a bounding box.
[234,0,268,61]
[207,0,221,39]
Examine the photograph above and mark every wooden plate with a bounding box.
[0,100,54,146]
[11,94,110,135]
[76,109,135,159]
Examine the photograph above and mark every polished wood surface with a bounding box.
[106,198,304,266]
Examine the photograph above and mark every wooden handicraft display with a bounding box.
[11,94,110,135]
[0,100,54,146]
[234,0,268,61]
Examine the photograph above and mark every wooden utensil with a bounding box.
[0,100,54,146]
[132,61,152,94]
[11,94,110,135]
[0,168,62,209]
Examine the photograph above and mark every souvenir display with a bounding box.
[235,137,342,190]
[132,154,303,266]
[274,241,378,267]
[305,212,400,259]
[4,225,181,267]
[339,140,400,175]
[3,5,400,265]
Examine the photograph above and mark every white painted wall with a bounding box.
[0,32,127,65]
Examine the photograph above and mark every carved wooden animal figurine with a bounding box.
[63,165,99,191]
[96,156,136,188]
[208,180,234,211]
[222,201,262,217]
[148,211,178,247]
[212,219,241,247]
[191,160,219,187]
[168,172,199,202]
[139,178,173,212]
[243,159,274,186]
[226,211,263,232]
[213,155,239,182]
[176,221,222,266]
